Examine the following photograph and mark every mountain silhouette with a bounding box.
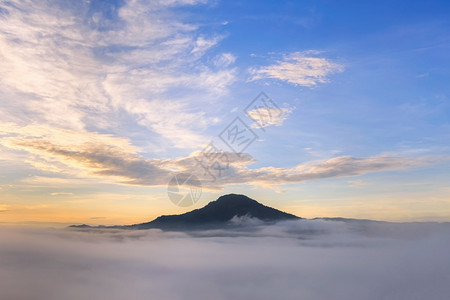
[70,194,300,230]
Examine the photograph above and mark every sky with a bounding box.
[0,0,449,225]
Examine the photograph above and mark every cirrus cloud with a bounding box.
[250,51,344,87]
[0,0,235,150]
[0,124,444,190]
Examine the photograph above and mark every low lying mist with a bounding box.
[1,219,449,300]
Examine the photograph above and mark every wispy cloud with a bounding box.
[0,0,235,149]
[250,51,344,87]
[213,53,237,68]
[214,155,443,188]
[247,106,294,128]
[347,179,368,187]
[0,124,443,189]
[50,192,74,196]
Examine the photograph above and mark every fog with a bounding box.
[1,219,449,300]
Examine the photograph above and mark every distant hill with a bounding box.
[70,194,300,230]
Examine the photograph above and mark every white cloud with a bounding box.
[250,51,344,87]
[247,106,294,128]
[213,53,236,68]
[191,35,223,55]
[0,0,236,150]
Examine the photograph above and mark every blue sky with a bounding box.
[0,0,449,224]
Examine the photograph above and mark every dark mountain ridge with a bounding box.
[70,194,300,230]
[69,194,450,236]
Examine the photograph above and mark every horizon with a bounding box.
[8,192,450,229]
[1,0,449,226]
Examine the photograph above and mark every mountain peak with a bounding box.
[207,193,259,207]
[131,194,300,230]
[217,193,256,201]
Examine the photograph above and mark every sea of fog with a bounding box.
[1,218,449,300]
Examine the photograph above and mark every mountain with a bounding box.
[70,194,300,230]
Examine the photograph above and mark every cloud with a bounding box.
[0,0,236,149]
[0,222,449,300]
[191,35,223,55]
[0,125,443,189]
[213,155,443,188]
[6,138,172,185]
[250,51,344,87]
[213,53,236,68]
[50,192,74,196]
[416,72,429,78]
[247,106,294,128]
[347,179,368,187]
